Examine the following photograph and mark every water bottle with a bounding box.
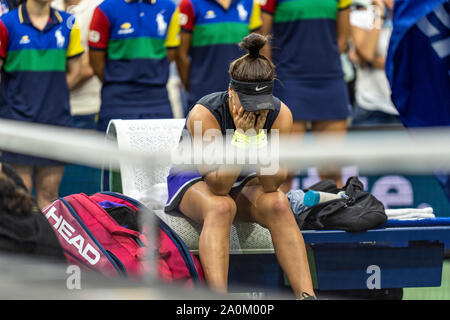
[303,190,346,207]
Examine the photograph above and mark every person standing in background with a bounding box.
[166,33,316,298]
[52,0,103,130]
[349,0,401,126]
[176,0,262,116]
[259,0,352,189]
[88,0,180,133]
[0,0,83,209]
[386,0,449,200]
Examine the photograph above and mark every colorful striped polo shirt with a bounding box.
[260,0,351,81]
[88,0,180,109]
[179,0,262,110]
[0,4,83,126]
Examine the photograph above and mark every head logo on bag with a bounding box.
[42,192,204,286]
[44,205,101,266]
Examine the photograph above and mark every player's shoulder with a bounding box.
[188,92,227,123]
[277,98,292,120]
[197,91,228,109]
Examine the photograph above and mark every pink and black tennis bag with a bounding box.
[41,191,204,288]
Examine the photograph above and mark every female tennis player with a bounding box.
[165,33,315,299]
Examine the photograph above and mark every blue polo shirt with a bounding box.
[89,0,180,125]
[0,4,84,126]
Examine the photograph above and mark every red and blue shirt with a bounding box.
[89,0,180,109]
[179,0,262,110]
[0,4,84,126]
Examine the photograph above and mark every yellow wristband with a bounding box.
[250,131,268,149]
[231,131,250,149]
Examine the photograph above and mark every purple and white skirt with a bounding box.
[164,167,257,212]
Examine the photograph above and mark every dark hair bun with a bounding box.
[230,33,275,82]
[239,33,267,58]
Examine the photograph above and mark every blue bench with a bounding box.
[227,224,450,297]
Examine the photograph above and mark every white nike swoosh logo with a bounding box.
[255,86,268,92]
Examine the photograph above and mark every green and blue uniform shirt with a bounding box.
[179,0,262,113]
[0,4,83,126]
[260,0,352,120]
[88,0,180,130]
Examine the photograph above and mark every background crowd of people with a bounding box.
[0,0,402,209]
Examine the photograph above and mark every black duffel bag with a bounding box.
[297,176,387,232]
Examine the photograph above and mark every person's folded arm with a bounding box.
[89,49,106,82]
[337,6,351,53]
[351,2,386,64]
[72,51,95,90]
[176,32,191,91]
[351,25,381,64]
[256,102,293,193]
[371,55,386,69]
[66,55,83,90]
[187,105,243,196]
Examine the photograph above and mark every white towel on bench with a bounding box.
[385,207,435,220]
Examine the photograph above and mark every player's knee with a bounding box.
[265,191,292,222]
[204,197,237,227]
